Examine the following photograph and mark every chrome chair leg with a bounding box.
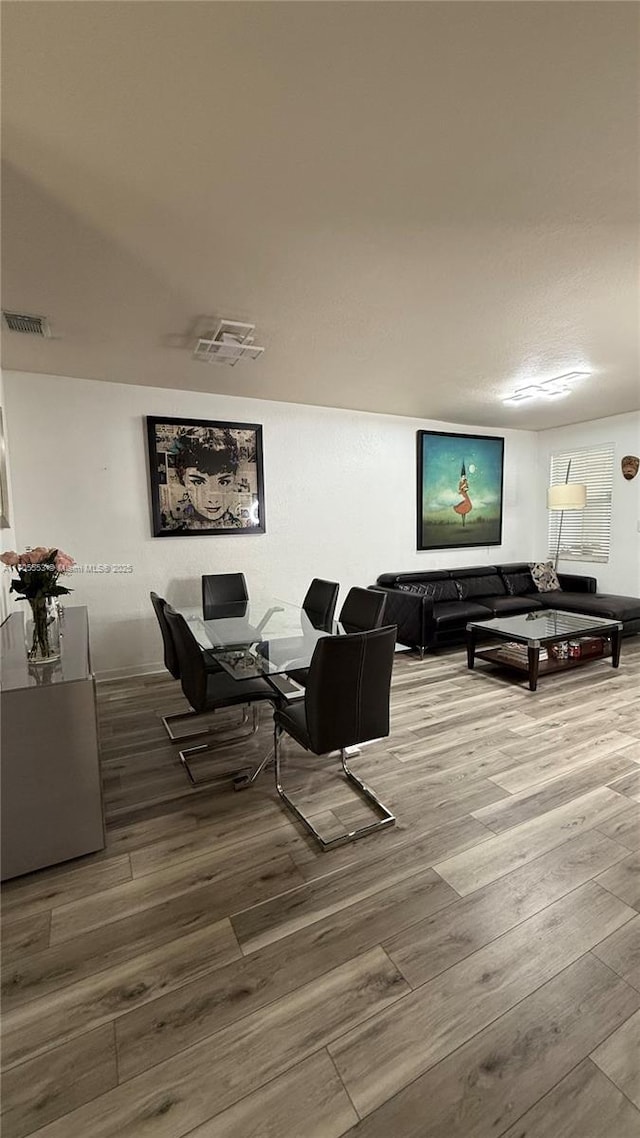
[177,704,262,786]
[274,726,396,850]
[162,708,209,741]
[233,745,275,790]
[162,702,250,742]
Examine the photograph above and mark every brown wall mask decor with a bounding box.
[621,455,639,480]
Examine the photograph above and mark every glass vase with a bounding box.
[26,597,61,663]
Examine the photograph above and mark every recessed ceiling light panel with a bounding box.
[502,370,590,407]
[539,387,570,399]
[193,319,264,366]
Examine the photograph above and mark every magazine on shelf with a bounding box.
[498,641,548,661]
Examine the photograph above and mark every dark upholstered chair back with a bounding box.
[339,587,387,633]
[202,573,248,620]
[303,579,339,630]
[164,606,208,712]
[150,592,180,679]
[304,626,396,754]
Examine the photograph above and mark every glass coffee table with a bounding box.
[466,609,623,692]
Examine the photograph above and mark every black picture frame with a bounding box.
[146,415,266,537]
[417,429,504,551]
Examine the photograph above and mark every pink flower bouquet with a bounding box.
[1,547,75,660]
[1,547,75,600]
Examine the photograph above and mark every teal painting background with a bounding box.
[418,431,504,549]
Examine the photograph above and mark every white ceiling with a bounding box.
[1,1,638,430]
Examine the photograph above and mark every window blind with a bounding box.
[548,444,614,563]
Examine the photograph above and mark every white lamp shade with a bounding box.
[547,483,587,510]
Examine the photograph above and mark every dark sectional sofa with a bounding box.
[373,563,640,654]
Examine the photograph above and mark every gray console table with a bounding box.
[1,605,105,880]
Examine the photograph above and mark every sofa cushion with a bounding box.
[475,595,543,616]
[451,566,499,576]
[502,570,536,596]
[397,579,460,603]
[529,562,561,592]
[455,573,506,601]
[377,571,450,589]
[498,562,532,573]
[533,592,640,623]
[432,600,493,629]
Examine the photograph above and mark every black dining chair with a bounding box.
[201,574,287,647]
[202,573,249,620]
[150,591,224,740]
[287,584,385,688]
[273,625,397,850]
[164,605,275,786]
[339,586,387,633]
[150,591,180,681]
[302,578,339,630]
[275,579,338,689]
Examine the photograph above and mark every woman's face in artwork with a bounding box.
[184,467,234,522]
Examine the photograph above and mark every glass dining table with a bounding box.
[175,594,341,685]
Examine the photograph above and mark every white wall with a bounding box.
[536,411,640,595]
[3,371,539,676]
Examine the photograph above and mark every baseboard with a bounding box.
[95,661,166,682]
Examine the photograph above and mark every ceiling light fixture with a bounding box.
[193,319,264,366]
[502,386,539,406]
[539,387,571,400]
[502,371,589,407]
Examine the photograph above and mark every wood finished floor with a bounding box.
[2,641,640,1138]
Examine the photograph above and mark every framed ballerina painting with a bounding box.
[416,430,504,551]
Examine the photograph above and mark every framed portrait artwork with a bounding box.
[146,416,266,537]
[417,430,504,551]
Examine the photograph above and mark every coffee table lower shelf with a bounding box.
[474,644,611,681]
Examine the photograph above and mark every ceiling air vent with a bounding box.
[193,319,264,366]
[2,311,51,337]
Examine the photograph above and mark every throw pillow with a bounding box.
[529,562,561,593]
